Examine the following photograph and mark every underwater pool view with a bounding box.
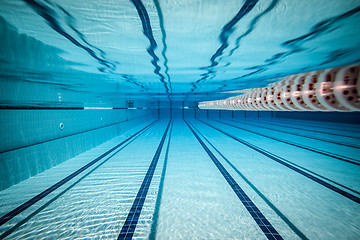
[0,0,360,239]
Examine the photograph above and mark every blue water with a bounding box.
[1,0,360,239]
[1,0,360,105]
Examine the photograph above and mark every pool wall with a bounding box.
[0,109,156,191]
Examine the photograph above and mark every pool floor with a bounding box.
[0,118,359,239]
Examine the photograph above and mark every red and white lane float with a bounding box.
[198,64,360,112]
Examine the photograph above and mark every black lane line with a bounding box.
[0,123,151,239]
[212,120,360,166]
[200,121,360,197]
[270,119,360,133]
[226,119,360,148]
[202,121,360,205]
[0,118,139,154]
[118,121,171,240]
[185,120,283,240]
[149,122,173,240]
[242,119,360,139]
[0,121,157,227]
[189,121,309,240]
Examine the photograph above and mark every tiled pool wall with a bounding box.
[0,109,156,191]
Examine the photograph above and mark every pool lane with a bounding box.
[216,119,360,162]
[0,118,155,234]
[1,118,359,239]
[241,118,360,139]
[262,118,360,133]
[203,120,360,203]
[0,120,156,228]
[205,119,360,197]
[0,119,166,239]
[186,121,284,240]
[188,121,308,240]
[192,119,360,239]
[154,119,285,239]
[118,121,171,240]
[228,119,360,147]
[149,121,173,240]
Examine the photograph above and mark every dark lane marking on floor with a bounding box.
[239,119,360,140]
[149,122,173,240]
[202,121,360,205]
[186,120,284,240]
[213,120,360,166]
[226,119,360,148]
[0,121,157,227]
[189,121,309,240]
[268,119,360,133]
[118,121,171,240]
[0,124,150,239]
[214,122,360,196]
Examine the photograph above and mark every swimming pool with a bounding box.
[0,116,359,239]
[0,0,360,239]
